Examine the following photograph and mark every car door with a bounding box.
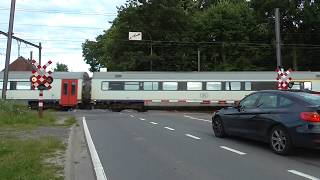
[248,93,279,140]
[224,93,261,135]
[253,94,296,141]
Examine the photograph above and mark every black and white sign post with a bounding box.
[30,60,53,118]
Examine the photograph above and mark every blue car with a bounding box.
[212,90,320,155]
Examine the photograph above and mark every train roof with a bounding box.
[92,71,320,81]
[0,71,88,79]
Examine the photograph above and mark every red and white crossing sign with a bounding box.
[276,67,292,90]
[30,60,53,90]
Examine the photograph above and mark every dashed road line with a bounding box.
[139,118,146,121]
[82,117,108,180]
[185,134,201,140]
[164,127,175,131]
[130,115,135,118]
[183,115,211,123]
[288,170,320,180]
[220,146,246,155]
[150,122,158,125]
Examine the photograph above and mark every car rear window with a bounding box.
[295,92,320,105]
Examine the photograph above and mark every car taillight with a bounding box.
[300,112,320,122]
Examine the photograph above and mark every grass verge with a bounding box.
[0,100,67,179]
[0,136,65,180]
[0,100,56,128]
[63,116,77,127]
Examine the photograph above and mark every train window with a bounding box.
[109,82,124,90]
[226,82,241,90]
[144,82,159,90]
[101,82,109,91]
[251,82,277,90]
[71,82,76,95]
[304,82,312,90]
[0,82,10,90]
[207,82,221,90]
[163,82,178,90]
[124,82,139,91]
[245,82,252,91]
[290,82,302,90]
[10,82,16,90]
[187,82,202,90]
[16,82,31,90]
[63,82,68,95]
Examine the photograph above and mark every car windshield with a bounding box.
[295,92,320,106]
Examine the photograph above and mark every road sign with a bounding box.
[129,32,142,40]
[30,60,53,90]
[30,60,53,118]
[276,67,292,90]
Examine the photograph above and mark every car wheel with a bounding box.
[212,117,226,138]
[269,126,292,155]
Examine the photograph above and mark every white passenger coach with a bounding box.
[91,71,320,111]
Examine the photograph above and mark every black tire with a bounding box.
[269,126,293,155]
[212,116,226,138]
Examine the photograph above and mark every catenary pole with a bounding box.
[275,8,282,67]
[2,0,16,99]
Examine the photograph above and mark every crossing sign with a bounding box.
[276,67,292,90]
[30,60,53,90]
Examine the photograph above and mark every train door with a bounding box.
[60,79,78,107]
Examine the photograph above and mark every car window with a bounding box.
[295,92,320,105]
[278,96,295,108]
[240,93,260,109]
[257,93,277,108]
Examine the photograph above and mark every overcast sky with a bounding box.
[0,0,127,73]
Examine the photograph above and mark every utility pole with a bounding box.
[39,42,42,65]
[197,49,201,72]
[275,8,282,67]
[30,51,33,60]
[2,0,16,99]
[150,40,153,71]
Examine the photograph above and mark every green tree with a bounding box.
[54,63,69,72]
[82,0,320,72]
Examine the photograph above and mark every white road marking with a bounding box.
[82,117,108,180]
[139,118,146,121]
[185,134,201,140]
[288,170,320,180]
[130,115,135,118]
[220,146,246,155]
[150,122,158,125]
[183,115,211,123]
[164,127,175,131]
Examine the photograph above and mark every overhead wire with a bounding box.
[0,7,117,16]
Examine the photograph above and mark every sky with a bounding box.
[0,0,127,73]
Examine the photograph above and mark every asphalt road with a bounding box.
[74,110,320,180]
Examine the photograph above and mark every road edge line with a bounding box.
[82,117,108,180]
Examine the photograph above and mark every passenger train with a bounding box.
[0,71,319,111]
